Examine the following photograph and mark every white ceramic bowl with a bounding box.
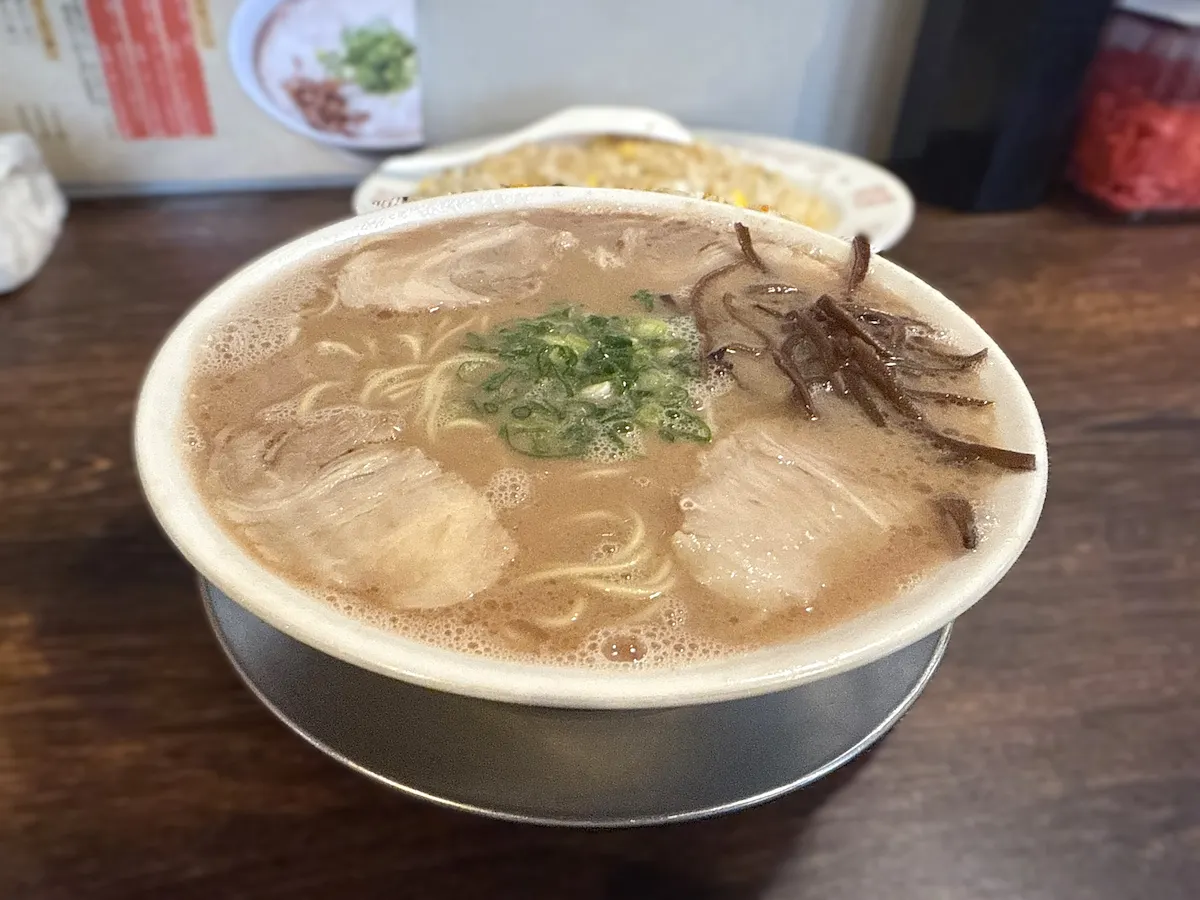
[134,188,1047,710]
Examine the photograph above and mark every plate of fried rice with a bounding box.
[352,129,914,251]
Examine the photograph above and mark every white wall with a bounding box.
[419,0,928,159]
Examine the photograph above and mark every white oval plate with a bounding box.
[351,128,915,250]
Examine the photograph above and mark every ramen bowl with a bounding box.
[135,187,1047,711]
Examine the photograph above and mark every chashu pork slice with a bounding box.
[335,220,568,312]
[672,420,914,611]
[216,439,516,609]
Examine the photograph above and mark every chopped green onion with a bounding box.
[464,307,711,458]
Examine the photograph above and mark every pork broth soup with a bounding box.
[184,211,1036,668]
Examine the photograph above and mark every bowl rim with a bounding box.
[134,186,1048,709]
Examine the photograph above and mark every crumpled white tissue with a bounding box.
[0,132,67,294]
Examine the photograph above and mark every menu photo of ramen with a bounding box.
[228,0,423,151]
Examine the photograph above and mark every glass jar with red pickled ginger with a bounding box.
[1069,1,1200,217]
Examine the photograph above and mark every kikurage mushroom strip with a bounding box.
[734,222,769,273]
[688,260,743,363]
[721,293,817,419]
[935,493,980,550]
[689,223,1037,474]
[846,234,871,295]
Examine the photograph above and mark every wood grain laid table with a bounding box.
[1,191,1196,899]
